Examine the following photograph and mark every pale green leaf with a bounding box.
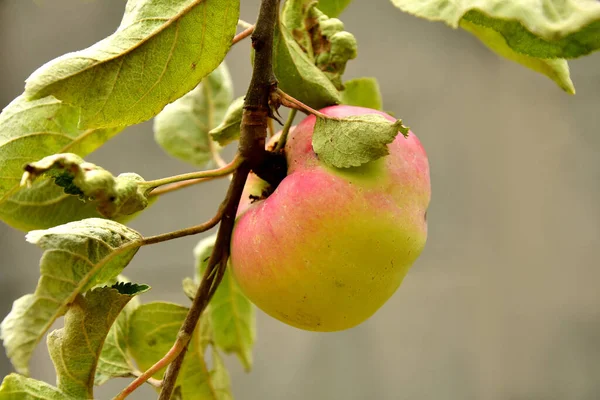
[273,20,341,109]
[0,374,72,400]
[195,235,255,371]
[127,302,233,399]
[340,77,383,110]
[154,62,233,167]
[0,95,122,231]
[22,153,149,219]
[25,0,241,129]
[182,277,199,301]
[0,219,142,375]
[209,96,244,146]
[47,283,149,399]
[313,114,408,168]
[318,0,352,17]
[461,19,575,94]
[94,284,144,386]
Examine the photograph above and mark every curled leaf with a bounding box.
[22,153,149,219]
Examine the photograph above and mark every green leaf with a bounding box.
[273,19,341,109]
[195,235,255,371]
[128,302,233,399]
[24,0,241,129]
[461,18,575,94]
[95,282,145,386]
[318,0,352,17]
[182,277,199,301]
[312,114,408,168]
[47,283,149,399]
[154,62,233,167]
[0,95,122,231]
[208,96,244,146]
[0,374,72,400]
[0,219,142,375]
[22,153,149,219]
[340,77,383,110]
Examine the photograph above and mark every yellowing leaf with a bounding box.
[0,219,142,375]
[313,114,408,168]
[154,62,233,167]
[47,284,149,399]
[25,0,240,129]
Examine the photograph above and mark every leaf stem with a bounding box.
[131,370,162,388]
[237,19,254,29]
[142,155,242,193]
[232,25,255,45]
[157,163,250,399]
[148,176,226,197]
[141,207,225,246]
[275,109,297,152]
[276,88,330,119]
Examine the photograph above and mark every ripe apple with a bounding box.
[230,105,430,331]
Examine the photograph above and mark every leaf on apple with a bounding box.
[313,114,409,168]
[22,153,149,219]
[0,219,143,375]
[127,302,233,398]
[24,0,240,129]
[0,95,125,231]
[48,283,149,399]
[340,77,383,110]
[389,0,600,93]
[194,235,256,371]
[209,96,245,146]
[154,62,233,167]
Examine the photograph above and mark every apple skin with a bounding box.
[230,105,430,331]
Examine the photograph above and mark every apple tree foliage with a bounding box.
[0,0,599,398]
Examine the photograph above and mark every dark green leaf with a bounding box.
[22,153,149,219]
[340,77,383,110]
[0,219,142,375]
[195,235,255,371]
[312,114,408,168]
[0,95,122,230]
[209,96,244,146]
[0,374,72,400]
[273,20,341,109]
[25,0,241,129]
[47,285,148,398]
[154,62,233,167]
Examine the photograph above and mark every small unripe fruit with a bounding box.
[230,105,430,331]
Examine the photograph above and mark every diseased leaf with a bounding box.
[340,78,383,110]
[0,219,143,375]
[0,374,72,400]
[154,62,233,167]
[47,283,149,399]
[22,153,149,219]
[0,95,122,231]
[313,114,408,168]
[25,0,241,129]
[128,302,233,399]
[318,0,352,17]
[195,235,255,371]
[461,19,575,95]
[209,96,244,146]
[273,19,341,109]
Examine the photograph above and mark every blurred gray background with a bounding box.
[1,1,599,399]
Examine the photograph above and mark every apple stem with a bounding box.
[275,108,297,152]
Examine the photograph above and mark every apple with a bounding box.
[230,105,430,331]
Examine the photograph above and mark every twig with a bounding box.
[275,109,297,152]
[157,163,250,399]
[142,156,242,192]
[232,25,255,45]
[141,208,225,246]
[237,19,254,29]
[148,176,225,197]
[276,88,330,119]
[131,370,162,389]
